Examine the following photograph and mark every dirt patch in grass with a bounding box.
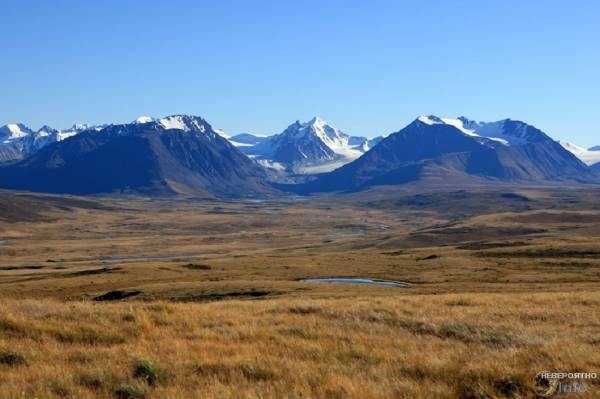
[94,290,142,301]
[182,263,211,270]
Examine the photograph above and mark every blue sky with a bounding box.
[1,1,599,146]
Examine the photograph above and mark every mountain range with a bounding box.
[233,117,382,174]
[0,116,271,196]
[0,114,597,197]
[0,123,102,163]
[285,116,596,193]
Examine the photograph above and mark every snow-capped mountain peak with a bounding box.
[0,115,214,163]
[70,123,91,131]
[38,125,56,133]
[308,116,326,126]
[415,115,546,146]
[157,115,206,133]
[416,115,444,125]
[134,115,210,134]
[0,123,34,142]
[305,116,349,146]
[35,126,56,137]
[235,117,371,174]
[560,141,587,153]
[282,117,362,161]
[559,141,600,166]
[7,124,31,137]
[418,115,492,135]
[134,116,155,124]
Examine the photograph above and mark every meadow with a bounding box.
[0,187,599,398]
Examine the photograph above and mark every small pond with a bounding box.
[302,278,408,288]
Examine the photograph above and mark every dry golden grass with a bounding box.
[0,292,599,398]
[1,189,600,397]
[1,189,600,300]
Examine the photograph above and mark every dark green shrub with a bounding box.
[133,359,168,386]
[0,349,28,366]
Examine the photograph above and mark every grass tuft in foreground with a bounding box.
[132,359,169,386]
[0,293,598,398]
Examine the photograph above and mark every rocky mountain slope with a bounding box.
[286,116,596,193]
[0,116,272,197]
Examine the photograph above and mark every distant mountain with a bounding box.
[288,116,596,193]
[236,117,380,174]
[366,135,384,149]
[3,113,597,197]
[0,124,33,163]
[0,142,24,163]
[0,123,101,163]
[0,115,273,197]
[0,123,34,142]
[559,141,600,166]
[589,146,600,151]
[229,133,268,146]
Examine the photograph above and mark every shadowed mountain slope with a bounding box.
[0,116,273,197]
[285,116,596,193]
